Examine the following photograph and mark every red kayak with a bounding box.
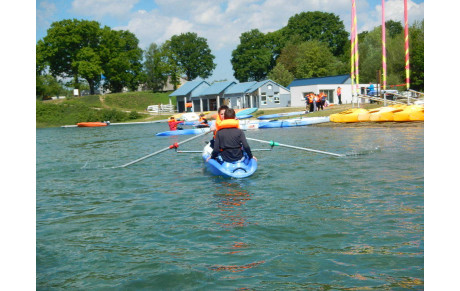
[77,122,109,127]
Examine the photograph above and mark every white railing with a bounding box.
[147,104,175,113]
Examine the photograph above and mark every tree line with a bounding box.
[36,12,424,99]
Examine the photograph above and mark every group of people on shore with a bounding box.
[304,92,328,113]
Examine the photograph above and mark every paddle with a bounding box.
[246,137,344,157]
[112,131,211,168]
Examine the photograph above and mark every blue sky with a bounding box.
[36,0,424,82]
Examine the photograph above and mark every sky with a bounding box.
[36,0,424,83]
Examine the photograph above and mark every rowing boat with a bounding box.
[202,143,257,178]
[156,127,211,136]
[257,111,306,120]
[258,116,330,128]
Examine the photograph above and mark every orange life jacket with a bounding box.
[307,95,314,103]
[337,87,342,95]
[213,115,239,138]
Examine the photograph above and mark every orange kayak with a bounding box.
[77,122,108,127]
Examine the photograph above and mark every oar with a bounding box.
[246,137,344,157]
[176,148,272,153]
[113,131,211,168]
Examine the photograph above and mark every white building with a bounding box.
[288,74,369,107]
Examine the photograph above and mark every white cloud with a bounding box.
[71,0,139,19]
[361,0,424,32]
[36,1,57,29]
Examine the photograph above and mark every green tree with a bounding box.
[231,29,274,82]
[267,63,294,87]
[277,40,338,79]
[282,11,349,56]
[144,43,168,92]
[386,20,403,38]
[37,19,102,94]
[167,32,215,80]
[36,74,68,99]
[37,19,143,95]
[99,28,144,92]
[409,20,424,91]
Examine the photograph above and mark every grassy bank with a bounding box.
[36,91,174,128]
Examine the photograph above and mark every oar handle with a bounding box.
[247,137,344,157]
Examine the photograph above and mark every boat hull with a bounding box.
[202,144,257,178]
[259,117,329,128]
[156,128,211,136]
[77,122,108,127]
[257,111,306,120]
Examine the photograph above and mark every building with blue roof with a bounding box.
[288,74,369,106]
[169,79,292,112]
[243,80,291,108]
[192,81,236,111]
[169,80,210,112]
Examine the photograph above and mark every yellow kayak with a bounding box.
[369,105,406,122]
[409,108,424,121]
[330,108,368,123]
[393,105,424,121]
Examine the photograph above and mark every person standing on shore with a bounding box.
[337,87,342,104]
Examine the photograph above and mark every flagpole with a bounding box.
[404,0,410,90]
[350,0,356,107]
[381,0,387,91]
[353,0,360,106]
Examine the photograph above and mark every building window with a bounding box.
[274,92,280,104]
[267,84,272,90]
[261,92,267,105]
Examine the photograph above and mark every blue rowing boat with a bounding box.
[202,143,257,178]
[257,111,306,120]
[156,127,211,136]
[236,107,258,117]
[258,117,330,128]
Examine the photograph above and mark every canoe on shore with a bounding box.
[77,122,109,127]
[259,116,330,128]
[257,111,306,120]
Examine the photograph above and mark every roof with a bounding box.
[199,81,236,96]
[246,79,290,93]
[169,80,210,96]
[224,81,257,94]
[287,74,351,88]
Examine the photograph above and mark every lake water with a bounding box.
[36,122,424,290]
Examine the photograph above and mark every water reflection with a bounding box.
[210,181,265,273]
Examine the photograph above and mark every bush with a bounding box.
[129,110,140,119]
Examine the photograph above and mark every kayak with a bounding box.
[239,120,260,130]
[369,105,406,121]
[259,116,330,128]
[393,105,424,122]
[236,108,258,117]
[236,114,253,119]
[202,143,257,178]
[77,122,109,127]
[330,108,366,123]
[156,127,211,136]
[257,111,306,120]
